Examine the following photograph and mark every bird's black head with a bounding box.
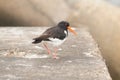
[57,21,77,35]
[57,21,70,30]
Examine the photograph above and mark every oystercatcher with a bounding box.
[32,21,76,59]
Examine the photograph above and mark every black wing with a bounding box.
[43,26,67,40]
[32,26,67,44]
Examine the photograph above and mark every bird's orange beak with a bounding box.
[67,26,77,35]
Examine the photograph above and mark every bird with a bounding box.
[32,21,77,59]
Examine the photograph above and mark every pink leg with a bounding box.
[43,43,51,54]
[52,47,59,59]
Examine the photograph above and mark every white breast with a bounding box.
[48,38,66,46]
[64,30,67,35]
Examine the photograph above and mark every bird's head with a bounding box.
[58,21,77,35]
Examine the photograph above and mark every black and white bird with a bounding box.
[32,21,77,59]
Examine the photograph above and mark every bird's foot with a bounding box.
[47,50,51,55]
[52,53,59,59]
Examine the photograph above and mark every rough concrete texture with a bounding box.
[0,27,111,80]
[66,0,120,80]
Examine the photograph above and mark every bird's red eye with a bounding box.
[65,23,69,27]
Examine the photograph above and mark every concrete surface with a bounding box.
[67,0,120,79]
[0,27,111,80]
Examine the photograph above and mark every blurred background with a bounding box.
[0,0,120,80]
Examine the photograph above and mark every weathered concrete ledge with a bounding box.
[0,27,111,80]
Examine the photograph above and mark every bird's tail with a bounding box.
[32,37,42,44]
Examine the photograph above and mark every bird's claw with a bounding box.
[52,53,59,59]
